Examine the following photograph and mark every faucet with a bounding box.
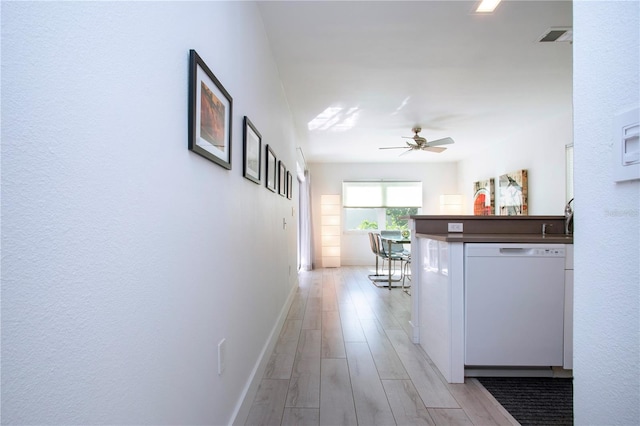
[564,198,574,235]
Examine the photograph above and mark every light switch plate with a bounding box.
[613,106,639,182]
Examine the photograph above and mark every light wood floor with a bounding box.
[245,266,519,426]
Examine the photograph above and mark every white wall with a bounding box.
[1,2,297,425]
[457,111,572,215]
[309,162,458,266]
[573,1,639,424]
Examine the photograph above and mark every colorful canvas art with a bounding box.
[473,178,495,215]
[499,169,528,215]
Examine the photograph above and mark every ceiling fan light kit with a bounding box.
[380,127,454,155]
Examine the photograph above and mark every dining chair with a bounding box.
[371,233,408,288]
[367,232,388,280]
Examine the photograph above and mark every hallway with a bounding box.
[245,267,518,425]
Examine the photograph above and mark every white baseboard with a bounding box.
[230,279,298,426]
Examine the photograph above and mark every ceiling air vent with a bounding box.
[538,27,573,43]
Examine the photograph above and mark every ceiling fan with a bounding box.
[380,127,454,155]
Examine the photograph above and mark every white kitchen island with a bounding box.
[408,216,574,384]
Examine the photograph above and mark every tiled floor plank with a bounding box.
[346,342,396,425]
[281,408,320,426]
[321,310,346,358]
[382,379,436,426]
[245,379,289,426]
[264,319,302,379]
[447,379,519,426]
[427,408,474,426]
[286,329,321,408]
[386,329,460,408]
[320,358,357,426]
[360,319,410,380]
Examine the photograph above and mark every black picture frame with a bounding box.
[243,116,261,184]
[278,161,287,197]
[286,171,293,200]
[266,145,277,192]
[188,49,232,169]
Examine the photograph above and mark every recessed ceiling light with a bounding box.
[476,0,502,13]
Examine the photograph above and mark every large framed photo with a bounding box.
[188,49,232,169]
[473,178,495,216]
[499,169,528,215]
[243,116,261,184]
[265,145,277,192]
[278,161,287,197]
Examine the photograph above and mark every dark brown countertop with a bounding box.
[410,215,572,242]
[415,232,573,244]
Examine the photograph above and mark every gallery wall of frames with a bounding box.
[188,49,293,199]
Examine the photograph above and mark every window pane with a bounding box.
[343,182,382,207]
[385,182,422,207]
[345,208,378,230]
[385,207,419,230]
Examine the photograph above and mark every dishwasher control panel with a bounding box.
[531,248,565,256]
[466,243,567,258]
[464,243,566,258]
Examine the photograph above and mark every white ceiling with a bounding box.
[257,0,573,164]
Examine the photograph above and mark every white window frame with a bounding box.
[342,181,422,233]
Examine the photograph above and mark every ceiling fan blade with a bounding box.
[422,146,447,153]
[426,137,454,147]
[399,148,414,156]
[379,146,409,150]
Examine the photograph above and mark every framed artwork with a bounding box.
[499,169,528,215]
[188,49,232,169]
[265,145,277,192]
[278,161,287,196]
[473,178,495,215]
[243,116,261,184]
[286,171,293,199]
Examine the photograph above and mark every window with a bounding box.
[342,181,422,231]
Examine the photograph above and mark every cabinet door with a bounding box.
[564,269,574,369]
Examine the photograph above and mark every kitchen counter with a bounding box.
[415,232,573,244]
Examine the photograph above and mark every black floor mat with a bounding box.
[478,377,573,425]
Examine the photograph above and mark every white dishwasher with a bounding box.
[465,243,566,367]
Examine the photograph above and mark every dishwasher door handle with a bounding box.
[499,248,535,255]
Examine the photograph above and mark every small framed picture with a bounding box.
[265,145,277,192]
[286,171,293,200]
[188,49,232,169]
[278,161,287,197]
[243,116,261,184]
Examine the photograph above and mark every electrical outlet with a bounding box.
[448,222,464,232]
[218,338,226,375]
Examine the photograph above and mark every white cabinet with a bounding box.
[415,238,465,383]
[564,244,574,369]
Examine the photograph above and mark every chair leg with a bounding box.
[402,260,411,294]
[368,255,389,281]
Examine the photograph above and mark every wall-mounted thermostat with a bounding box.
[613,106,639,182]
